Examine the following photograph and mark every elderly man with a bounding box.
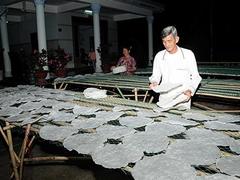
[149,26,202,110]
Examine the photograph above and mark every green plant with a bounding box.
[31,47,72,72]
[32,49,48,71]
[48,47,72,72]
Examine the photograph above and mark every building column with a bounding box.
[0,6,12,77]
[34,0,49,75]
[91,3,102,73]
[34,0,47,52]
[147,16,154,66]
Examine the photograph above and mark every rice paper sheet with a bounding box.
[229,139,240,154]
[216,156,240,177]
[165,139,221,165]
[181,111,216,121]
[112,105,139,112]
[119,116,154,128]
[52,102,75,110]
[0,107,22,117]
[136,109,161,118]
[131,154,196,180]
[204,121,240,131]
[71,117,106,129]
[184,127,234,146]
[48,111,77,122]
[4,112,34,123]
[73,105,101,116]
[21,116,42,125]
[122,131,169,154]
[96,124,136,139]
[212,113,240,123]
[195,174,239,180]
[145,122,186,136]
[39,125,78,141]
[161,117,200,126]
[95,111,124,121]
[91,143,144,169]
[31,107,53,115]
[63,133,105,155]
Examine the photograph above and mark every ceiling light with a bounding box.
[84,10,92,15]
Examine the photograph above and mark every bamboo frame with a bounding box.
[0,122,36,180]
[192,102,240,113]
[6,122,20,180]
[0,126,20,163]
[53,74,240,103]
[24,156,91,163]
[136,65,240,77]
[192,102,216,111]
[19,124,31,180]
[0,120,99,180]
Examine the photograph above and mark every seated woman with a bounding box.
[111,46,136,75]
[88,48,96,71]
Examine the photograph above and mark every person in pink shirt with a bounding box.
[111,46,136,75]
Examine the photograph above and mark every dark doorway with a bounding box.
[117,18,148,68]
[71,16,108,68]
[30,32,38,52]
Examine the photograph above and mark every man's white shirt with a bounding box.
[149,46,202,109]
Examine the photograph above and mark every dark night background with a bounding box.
[118,1,239,68]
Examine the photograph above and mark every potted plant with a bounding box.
[48,47,72,77]
[31,49,49,86]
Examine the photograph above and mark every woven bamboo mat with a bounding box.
[54,74,240,100]
[135,66,240,77]
[73,93,157,110]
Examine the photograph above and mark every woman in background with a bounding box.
[111,46,136,75]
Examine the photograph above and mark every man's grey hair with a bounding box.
[161,26,178,39]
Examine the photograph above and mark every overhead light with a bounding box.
[84,10,92,15]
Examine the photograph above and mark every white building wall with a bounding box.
[8,14,37,54]
[7,12,118,69]
[56,13,74,68]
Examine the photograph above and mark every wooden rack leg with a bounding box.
[6,122,20,180]
[19,124,31,180]
[9,125,35,179]
[133,88,138,101]
[63,83,68,90]
[25,135,35,155]
[116,87,125,99]
[143,90,148,102]
[0,125,20,163]
[192,102,216,111]
[149,96,154,104]
[59,82,65,90]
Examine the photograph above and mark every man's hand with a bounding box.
[110,66,116,71]
[183,89,192,100]
[149,82,158,90]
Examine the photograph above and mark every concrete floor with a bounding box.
[0,132,134,180]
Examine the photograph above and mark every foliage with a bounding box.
[48,47,72,71]
[32,47,72,72]
[32,49,48,71]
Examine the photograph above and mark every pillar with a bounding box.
[34,0,47,52]
[0,6,12,77]
[34,0,49,74]
[91,3,102,73]
[147,16,154,66]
